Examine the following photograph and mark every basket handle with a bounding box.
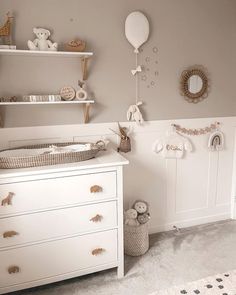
[95,140,106,151]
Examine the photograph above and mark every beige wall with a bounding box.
[0,0,235,127]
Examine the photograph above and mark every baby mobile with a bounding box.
[125,11,150,125]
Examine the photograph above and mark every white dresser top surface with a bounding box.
[0,149,129,179]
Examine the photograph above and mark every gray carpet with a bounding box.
[16,220,236,295]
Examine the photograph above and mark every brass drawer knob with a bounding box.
[3,231,19,238]
[8,266,20,274]
[90,214,103,223]
[1,192,14,207]
[91,248,105,256]
[90,185,103,193]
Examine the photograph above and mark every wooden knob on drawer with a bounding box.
[8,266,20,274]
[1,192,14,207]
[3,231,19,238]
[90,185,103,193]
[91,248,105,256]
[90,214,103,223]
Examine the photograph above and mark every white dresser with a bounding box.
[0,150,128,294]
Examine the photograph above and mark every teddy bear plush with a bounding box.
[133,200,150,225]
[137,213,150,224]
[124,209,139,226]
[28,28,58,51]
[133,200,148,214]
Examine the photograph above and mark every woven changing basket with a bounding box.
[0,141,105,169]
[124,223,149,256]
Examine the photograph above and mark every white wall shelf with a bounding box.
[0,100,94,126]
[0,49,93,80]
[0,49,94,127]
[0,100,94,106]
[0,49,93,58]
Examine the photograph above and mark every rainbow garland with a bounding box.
[172,122,220,136]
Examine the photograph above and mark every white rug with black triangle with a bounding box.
[151,270,236,295]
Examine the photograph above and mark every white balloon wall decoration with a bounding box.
[125,11,150,53]
[125,11,150,125]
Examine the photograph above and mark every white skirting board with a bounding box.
[0,116,236,233]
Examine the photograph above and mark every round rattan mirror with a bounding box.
[180,67,209,103]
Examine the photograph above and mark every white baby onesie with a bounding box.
[152,132,192,159]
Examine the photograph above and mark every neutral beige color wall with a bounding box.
[0,0,235,127]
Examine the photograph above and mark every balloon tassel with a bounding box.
[135,52,139,104]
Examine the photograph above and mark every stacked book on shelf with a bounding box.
[22,95,61,102]
[0,45,16,50]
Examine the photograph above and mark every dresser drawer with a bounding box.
[0,171,117,217]
[0,229,117,288]
[0,201,117,248]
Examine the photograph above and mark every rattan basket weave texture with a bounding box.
[124,223,149,256]
[0,142,104,169]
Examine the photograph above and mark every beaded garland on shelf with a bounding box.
[172,122,220,136]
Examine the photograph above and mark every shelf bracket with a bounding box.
[83,103,91,124]
[81,57,90,81]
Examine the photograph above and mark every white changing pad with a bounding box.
[0,143,93,158]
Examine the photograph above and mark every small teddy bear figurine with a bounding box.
[28,28,58,51]
[124,209,139,226]
[133,200,150,225]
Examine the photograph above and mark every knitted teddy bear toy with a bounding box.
[124,209,139,226]
[28,28,58,51]
[133,200,150,224]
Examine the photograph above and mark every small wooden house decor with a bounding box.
[0,12,14,45]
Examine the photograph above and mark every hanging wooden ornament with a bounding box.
[76,80,88,101]
[208,130,224,151]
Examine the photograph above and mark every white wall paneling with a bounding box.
[232,129,236,219]
[1,116,236,233]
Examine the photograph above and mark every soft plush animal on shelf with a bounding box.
[127,101,144,125]
[28,28,58,51]
[124,209,139,226]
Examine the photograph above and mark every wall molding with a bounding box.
[0,116,236,233]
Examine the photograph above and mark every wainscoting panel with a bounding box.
[0,117,236,234]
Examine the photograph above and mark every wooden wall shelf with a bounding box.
[0,49,93,58]
[0,101,94,127]
[0,100,94,106]
[0,49,94,127]
[0,49,93,81]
